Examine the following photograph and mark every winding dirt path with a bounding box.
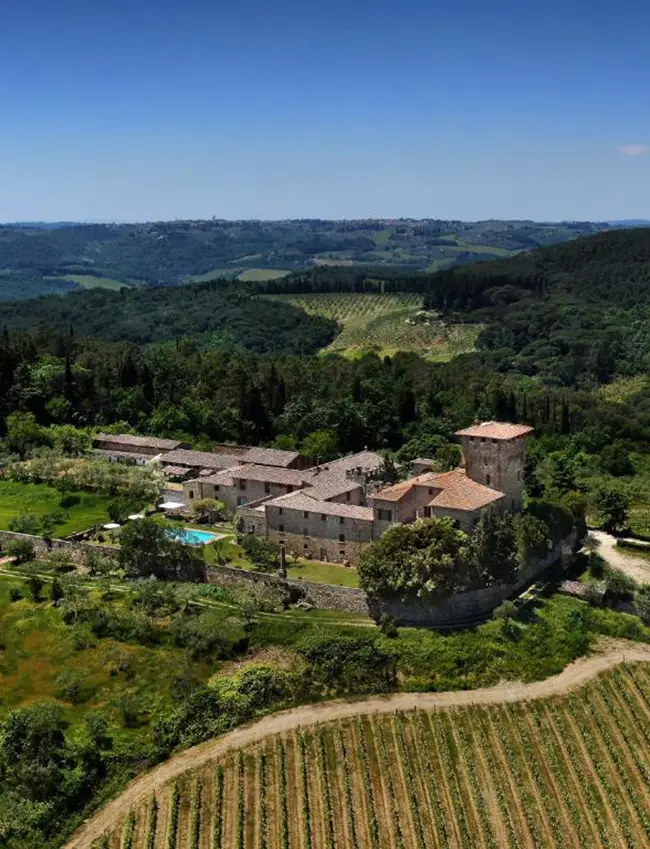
[591,530,650,584]
[66,640,650,849]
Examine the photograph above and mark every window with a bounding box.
[303,510,309,518]
[188,490,194,500]
[264,482,271,494]
[346,491,351,502]
[303,528,309,537]
[321,513,326,521]
[278,507,283,515]
[480,437,486,443]
[339,550,345,557]
[339,517,345,525]
[287,485,293,493]
[516,470,521,481]
[237,496,248,506]
[486,474,491,486]
[304,542,309,550]
[239,480,246,490]
[214,485,220,492]
[278,524,284,533]
[339,533,346,543]
[428,488,434,495]
[377,508,392,522]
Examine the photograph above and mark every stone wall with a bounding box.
[268,530,369,565]
[0,530,119,562]
[204,528,579,626]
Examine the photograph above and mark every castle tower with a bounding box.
[455,422,534,512]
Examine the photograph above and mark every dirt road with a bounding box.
[65,640,650,849]
[591,530,650,584]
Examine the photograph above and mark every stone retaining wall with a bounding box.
[0,530,119,562]
[206,529,580,626]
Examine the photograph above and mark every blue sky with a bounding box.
[1,0,649,221]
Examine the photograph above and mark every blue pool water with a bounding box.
[167,527,220,546]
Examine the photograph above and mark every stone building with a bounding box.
[92,433,187,465]
[181,422,533,565]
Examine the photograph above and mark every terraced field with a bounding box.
[82,657,650,849]
[271,293,481,360]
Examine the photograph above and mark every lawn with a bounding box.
[44,274,130,291]
[0,480,116,536]
[287,559,360,587]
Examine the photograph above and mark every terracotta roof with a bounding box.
[265,491,374,521]
[455,421,534,440]
[162,449,243,470]
[241,447,301,467]
[161,465,191,476]
[229,464,308,486]
[94,433,183,451]
[370,480,415,503]
[429,475,504,511]
[92,448,158,461]
[316,451,384,475]
[186,470,235,487]
[307,477,364,501]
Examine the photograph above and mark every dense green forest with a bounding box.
[0,218,614,299]
[0,284,337,351]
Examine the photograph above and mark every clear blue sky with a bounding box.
[1,0,649,222]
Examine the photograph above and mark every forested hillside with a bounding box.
[0,283,336,352]
[0,218,613,299]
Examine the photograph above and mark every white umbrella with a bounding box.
[103,523,120,530]
[127,514,144,520]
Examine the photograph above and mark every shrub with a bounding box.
[48,548,75,574]
[604,569,636,603]
[8,514,40,535]
[50,578,64,603]
[6,538,35,564]
[28,575,43,602]
[238,534,281,572]
[9,586,23,602]
[378,613,398,638]
[55,668,84,704]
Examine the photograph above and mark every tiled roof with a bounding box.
[265,491,374,521]
[162,449,243,470]
[94,433,183,451]
[93,448,158,461]
[370,480,415,502]
[455,421,534,440]
[161,465,191,476]
[186,470,235,487]
[307,477,364,501]
[241,447,301,467]
[316,451,384,475]
[230,464,308,486]
[429,475,504,511]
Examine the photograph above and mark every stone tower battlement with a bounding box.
[455,421,534,512]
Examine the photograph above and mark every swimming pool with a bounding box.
[166,527,223,546]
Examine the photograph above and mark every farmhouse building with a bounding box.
[181,421,533,565]
[92,433,187,465]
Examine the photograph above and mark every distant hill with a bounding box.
[0,217,621,300]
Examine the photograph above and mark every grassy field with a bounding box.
[94,662,650,849]
[0,480,115,536]
[236,268,291,282]
[44,274,130,291]
[271,293,481,360]
[287,559,360,588]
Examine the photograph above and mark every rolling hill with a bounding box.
[0,218,617,300]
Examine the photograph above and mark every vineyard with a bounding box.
[90,662,650,849]
[269,293,481,360]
